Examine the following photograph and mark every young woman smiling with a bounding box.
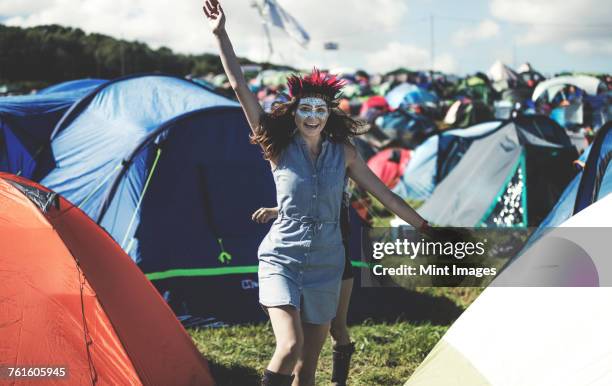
[203,1,431,385]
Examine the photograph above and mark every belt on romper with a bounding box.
[279,213,338,233]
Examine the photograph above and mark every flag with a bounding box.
[260,0,310,46]
[324,42,339,50]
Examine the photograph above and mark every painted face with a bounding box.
[295,97,330,136]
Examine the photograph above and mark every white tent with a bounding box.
[405,193,612,386]
[487,60,520,92]
[487,60,519,83]
[532,75,602,101]
[517,62,533,74]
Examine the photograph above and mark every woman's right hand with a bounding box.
[252,207,279,224]
[203,0,226,35]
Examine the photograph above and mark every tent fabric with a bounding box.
[385,83,438,109]
[532,75,602,101]
[574,122,612,212]
[97,107,276,275]
[366,148,411,188]
[487,60,519,83]
[392,121,503,202]
[376,109,437,148]
[0,80,103,179]
[517,62,533,73]
[455,76,496,105]
[534,122,611,233]
[391,134,438,202]
[38,78,107,95]
[0,173,214,385]
[417,117,577,227]
[487,60,521,92]
[41,74,238,221]
[418,122,523,226]
[359,95,390,118]
[406,193,612,386]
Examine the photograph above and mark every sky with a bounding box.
[1,0,611,76]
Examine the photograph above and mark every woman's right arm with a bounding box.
[203,0,264,133]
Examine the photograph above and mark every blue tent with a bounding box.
[385,83,439,110]
[535,121,612,231]
[38,78,107,94]
[376,109,437,149]
[42,74,237,217]
[0,79,105,179]
[416,115,578,227]
[392,121,503,203]
[36,74,280,322]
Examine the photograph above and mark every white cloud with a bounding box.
[2,0,411,70]
[452,19,500,47]
[434,53,458,74]
[490,0,612,55]
[564,39,612,55]
[0,0,54,17]
[365,42,457,73]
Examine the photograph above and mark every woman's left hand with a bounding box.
[252,207,279,223]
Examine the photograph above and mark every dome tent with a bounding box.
[37,78,107,94]
[41,74,238,220]
[529,121,612,238]
[0,79,106,179]
[36,74,280,322]
[417,115,578,227]
[0,172,214,385]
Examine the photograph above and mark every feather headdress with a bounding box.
[286,68,345,103]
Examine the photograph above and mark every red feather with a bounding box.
[287,68,346,101]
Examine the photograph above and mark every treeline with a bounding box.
[0,24,279,84]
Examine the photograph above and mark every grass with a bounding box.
[189,287,483,386]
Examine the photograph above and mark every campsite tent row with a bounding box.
[405,122,612,386]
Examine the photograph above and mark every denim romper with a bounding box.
[258,133,346,324]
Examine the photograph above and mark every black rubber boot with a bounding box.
[261,369,294,386]
[331,342,355,386]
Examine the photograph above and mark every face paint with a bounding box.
[295,97,330,135]
[296,97,329,120]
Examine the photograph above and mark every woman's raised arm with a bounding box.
[203,0,264,133]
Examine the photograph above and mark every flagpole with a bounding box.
[251,0,274,62]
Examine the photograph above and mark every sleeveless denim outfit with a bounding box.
[258,133,346,324]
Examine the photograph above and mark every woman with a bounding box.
[251,184,355,386]
[203,2,430,385]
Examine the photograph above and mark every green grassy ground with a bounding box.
[189,287,482,386]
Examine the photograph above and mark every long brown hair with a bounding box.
[250,98,369,161]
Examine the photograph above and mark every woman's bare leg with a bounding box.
[267,306,303,374]
[292,322,330,386]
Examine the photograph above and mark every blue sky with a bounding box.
[1,0,611,75]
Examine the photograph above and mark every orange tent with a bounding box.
[0,173,215,386]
